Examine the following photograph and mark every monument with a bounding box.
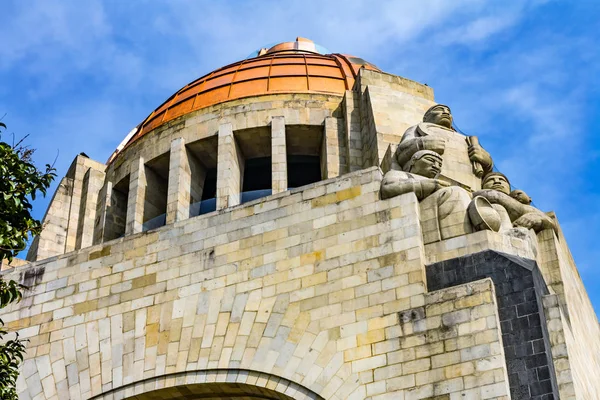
[2,38,599,399]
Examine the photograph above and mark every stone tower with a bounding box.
[3,38,599,399]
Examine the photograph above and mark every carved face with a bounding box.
[411,154,443,178]
[424,105,453,129]
[483,174,510,194]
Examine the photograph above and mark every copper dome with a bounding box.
[122,38,380,151]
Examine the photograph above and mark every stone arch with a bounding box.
[91,369,324,400]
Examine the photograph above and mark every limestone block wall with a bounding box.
[165,138,201,225]
[0,257,28,272]
[542,294,576,399]
[356,70,434,102]
[125,157,147,235]
[76,169,105,250]
[98,181,128,243]
[4,168,522,400]
[26,176,72,261]
[537,224,600,399]
[418,279,510,399]
[216,123,244,209]
[358,87,380,170]
[342,90,363,173]
[271,116,287,194]
[321,117,345,179]
[63,157,104,253]
[27,155,106,261]
[355,70,433,170]
[426,250,560,399]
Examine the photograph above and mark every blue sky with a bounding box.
[1,1,599,312]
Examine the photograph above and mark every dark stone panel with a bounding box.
[426,250,559,400]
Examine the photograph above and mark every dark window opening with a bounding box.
[202,169,217,200]
[287,155,321,189]
[190,168,217,216]
[186,137,218,217]
[285,125,324,190]
[142,154,170,232]
[242,157,272,203]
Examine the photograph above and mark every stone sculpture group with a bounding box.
[381,104,556,241]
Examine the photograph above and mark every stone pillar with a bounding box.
[76,169,105,250]
[321,117,344,179]
[126,156,146,235]
[343,90,363,172]
[64,158,86,253]
[93,181,112,245]
[25,177,72,261]
[271,116,287,194]
[216,123,243,210]
[63,155,106,252]
[166,138,191,224]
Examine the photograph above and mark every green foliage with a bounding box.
[0,280,26,399]
[0,123,55,398]
[0,123,56,263]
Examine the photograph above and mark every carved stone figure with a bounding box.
[381,150,501,241]
[381,150,449,200]
[510,189,532,205]
[474,172,556,233]
[395,104,493,176]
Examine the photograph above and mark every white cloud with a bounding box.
[437,13,521,45]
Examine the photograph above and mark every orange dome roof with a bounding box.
[122,38,380,151]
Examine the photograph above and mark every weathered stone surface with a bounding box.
[427,250,559,400]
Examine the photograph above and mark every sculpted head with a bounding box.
[423,104,453,129]
[482,172,511,195]
[405,150,443,178]
[510,190,532,205]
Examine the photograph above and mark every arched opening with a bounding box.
[92,370,324,400]
[124,382,296,399]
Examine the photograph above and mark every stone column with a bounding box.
[93,181,112,245]
[216,123,243,210]
[271,116,287,194]
[76,169,105,250]
[126,156,146,235]
[321,117,344,179]
[26,177,72,261]
[343,90,363,171]
[166,138,191,224]
[64,157,86,253]
[64,155,106,252]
